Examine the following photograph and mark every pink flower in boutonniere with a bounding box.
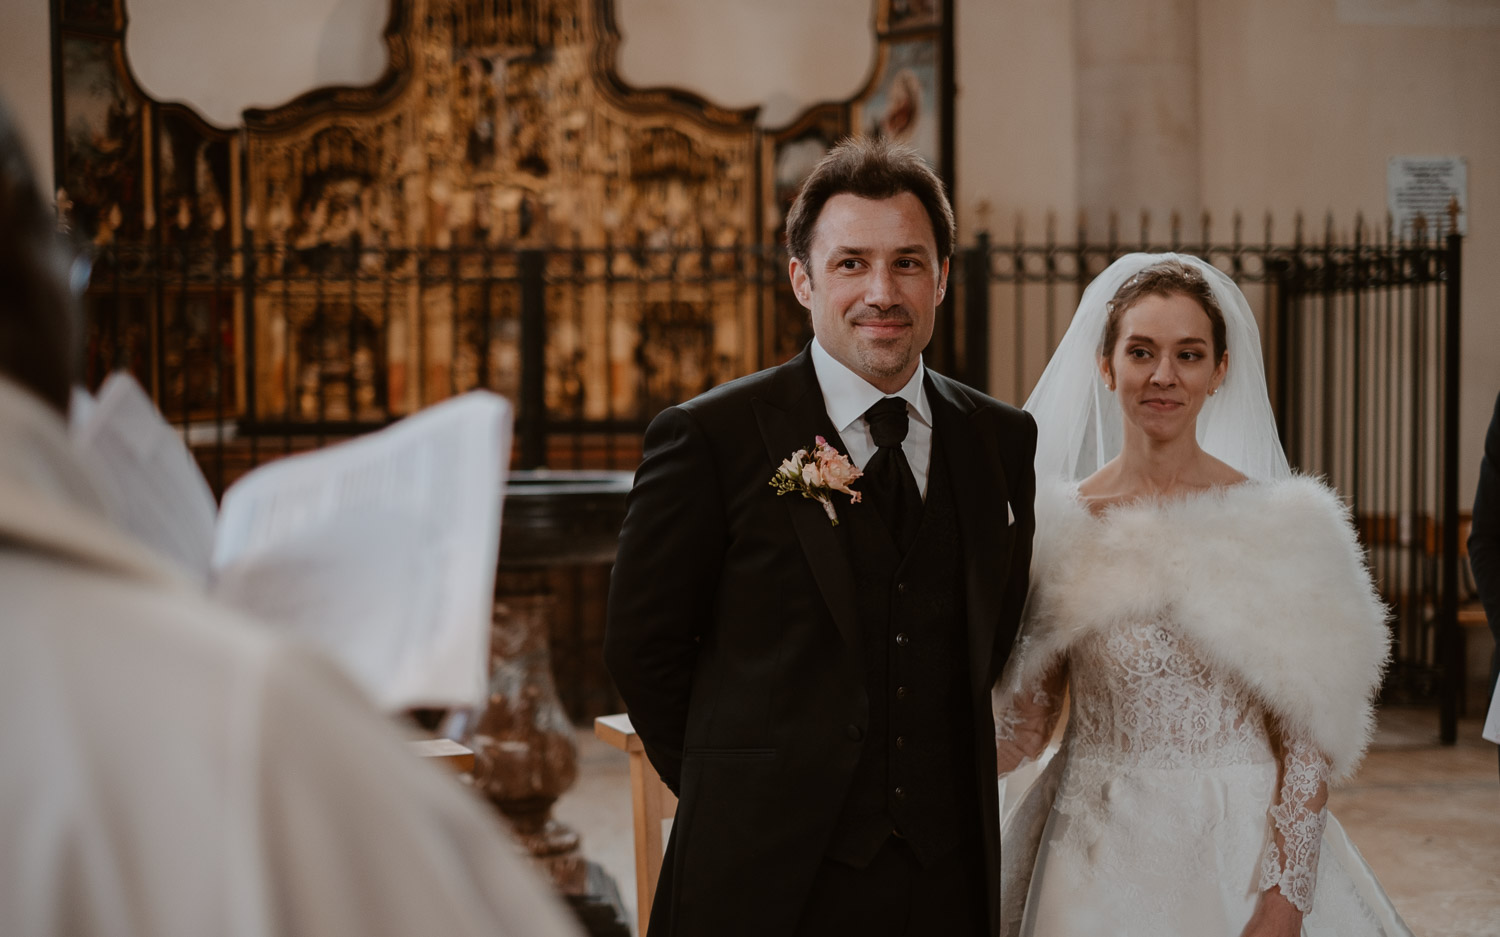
[769,436,863,525]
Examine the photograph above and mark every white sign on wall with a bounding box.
[1387,157,1468,237]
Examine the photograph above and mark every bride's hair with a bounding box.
[1025,252,1291,482]
[1100,259,1228,363]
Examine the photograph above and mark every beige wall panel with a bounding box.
[953,0,1078,239]
[1198,0,1500,496]
[1074,0,1201,234]
[615,0,874,128]
[0,0,56,194]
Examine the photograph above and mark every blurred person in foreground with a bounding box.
[0,101,580,937]
[1468,389,1500,776]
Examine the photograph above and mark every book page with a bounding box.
[210,392,510,711]
[69,373,219,583]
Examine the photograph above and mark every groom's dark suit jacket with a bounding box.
[605,346,1036,936]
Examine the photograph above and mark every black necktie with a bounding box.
[862,396,923,553]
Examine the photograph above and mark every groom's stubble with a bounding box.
[789,191,947,395]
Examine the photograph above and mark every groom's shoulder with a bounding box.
[672,358,797,427]
[640,363,787,449]
[682,365,780,413]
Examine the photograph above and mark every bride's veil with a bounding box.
[1001,254,1293,935]
[1022,251,1292,483]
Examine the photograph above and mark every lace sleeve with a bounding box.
[994,658,1067,776]
[1257,727,1331,914]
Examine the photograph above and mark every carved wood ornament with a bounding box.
[53,0,953,429]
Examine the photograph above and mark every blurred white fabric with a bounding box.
[0,375,579,937]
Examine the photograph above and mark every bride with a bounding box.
[994,253,1413,936]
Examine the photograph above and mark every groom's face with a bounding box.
[789,192,948,394]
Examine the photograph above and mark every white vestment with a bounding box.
[995,479,1413,937]
[0,376,580,937]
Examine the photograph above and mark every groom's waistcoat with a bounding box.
[825,440,977,868]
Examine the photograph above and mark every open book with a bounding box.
[71,373,511,712]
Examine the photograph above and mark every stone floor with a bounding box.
[555,706,1500,936]
[554,727,639,931]
[1326,707,1499,937]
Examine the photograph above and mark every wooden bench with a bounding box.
[594,713,676,937]
[409,737,476,774]
[1459,602,1489,629]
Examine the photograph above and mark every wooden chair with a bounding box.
[410,737,476,774]
[594,713,676,937]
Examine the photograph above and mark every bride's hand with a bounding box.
[1239,888,1303,937]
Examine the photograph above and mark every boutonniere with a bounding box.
[769,436,863,525]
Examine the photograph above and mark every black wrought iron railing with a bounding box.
[79,217,1465,731]
[1266,226,1466,741]
[942,214,1464,739]
[83,239,792,485]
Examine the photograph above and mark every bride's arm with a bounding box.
[994,658,1067,776]
[1245,724,1332,934]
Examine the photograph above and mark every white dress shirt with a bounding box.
[810,338,933,498]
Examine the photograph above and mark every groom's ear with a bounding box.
[788,257,814,310]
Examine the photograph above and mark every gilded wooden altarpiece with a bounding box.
[54,0,954,446]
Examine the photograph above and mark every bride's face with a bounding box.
[1100,292,1228,443]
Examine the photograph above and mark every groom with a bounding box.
[604,137,1036,936]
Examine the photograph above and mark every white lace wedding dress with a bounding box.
[994,486,1413,936]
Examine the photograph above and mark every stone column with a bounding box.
[1074,0,1202,238]
[468,471,633,930]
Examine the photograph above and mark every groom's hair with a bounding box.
[0,100,78,415]
[784,136,955,272]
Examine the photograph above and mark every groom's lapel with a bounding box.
[929,373,1013,692]
[752,348,860,651]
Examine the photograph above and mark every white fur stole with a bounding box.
[1004,476,1391,781]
